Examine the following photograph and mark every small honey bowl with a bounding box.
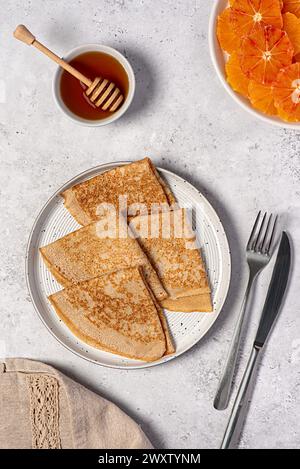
[53,44,135,126]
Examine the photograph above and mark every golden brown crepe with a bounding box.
[40,213,167,302]
[161,293,212,313]
[49,268,174,362]
[130,208,213,312]
[62,158,176,225]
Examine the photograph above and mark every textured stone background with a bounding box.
[0,0,299,449]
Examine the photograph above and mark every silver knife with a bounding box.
[220,231,291,449]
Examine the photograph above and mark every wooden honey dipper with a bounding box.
[13,25,124,112]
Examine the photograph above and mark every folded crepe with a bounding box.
[62,158,176,226]
[49,267,174,361]
[130,208,213,312]
[161,293,213,313]
[40,213,167,302]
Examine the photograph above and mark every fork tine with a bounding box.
[260,213,272,253]
[247,211,261,250]
[253,212,266,252]
[266,215,278,255]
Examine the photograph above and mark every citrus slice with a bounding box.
[277,107,299,120]
[226,52,250,97]
[239,25,294,84]
[217,8,240,54]
[248,80,277,114]
[231,0,283,36]
[282,0,300,17]
[283,12,300,54]
[273,62,300,120]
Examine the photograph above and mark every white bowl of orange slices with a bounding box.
[209,0,300,128]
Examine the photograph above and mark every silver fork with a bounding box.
[214,211,277,410]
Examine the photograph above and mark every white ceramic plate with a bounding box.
[208,0,300,130]
[26,162,231,369]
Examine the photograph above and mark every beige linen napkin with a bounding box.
[0,358,153,449]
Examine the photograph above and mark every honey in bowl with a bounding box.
[60,51,129,120]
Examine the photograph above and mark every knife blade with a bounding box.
[254,231,291,349]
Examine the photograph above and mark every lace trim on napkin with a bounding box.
[27,374,61,449]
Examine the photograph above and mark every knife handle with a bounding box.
[220,346,260,449]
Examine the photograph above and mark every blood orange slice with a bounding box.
[217,8,240,54]
[248,80,277,114]
[283,12,300,54]
[277,107,298,120]
[282,0,300,17]
[239,25,294,84]
[231,0,283,36]
[226,52,250,97]
[273,62,300,120]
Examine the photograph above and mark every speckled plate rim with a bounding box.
[25,161,231,369]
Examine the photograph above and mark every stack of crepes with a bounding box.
[40,158,212,362]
